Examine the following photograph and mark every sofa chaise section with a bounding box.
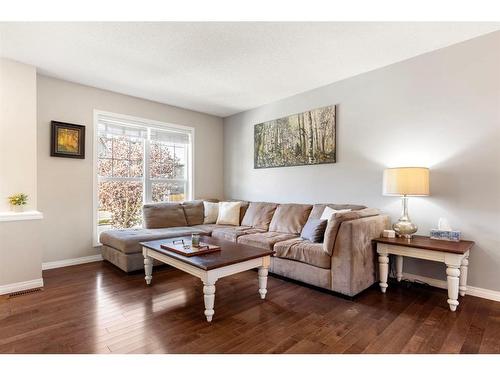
[100,201,209,272]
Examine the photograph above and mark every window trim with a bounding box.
[92,110,195,247]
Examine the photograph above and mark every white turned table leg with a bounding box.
[378,253,389,293]
[144,256,153,285]
[396,255,404,282]
[459,256,469,297]
[203,282,216,322]
[446,265,460,311]
[258,266,269,299]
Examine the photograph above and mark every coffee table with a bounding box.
[141,235,274,322]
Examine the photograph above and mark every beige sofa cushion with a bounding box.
[216,201,242,225]
[268,203,312,234]
[182,200,204,226]
[211,226,266,242]
[237,231,298,250]
[323,208,380,255]
[274,238,331,269]
[100,226,204,254]
[143,203,187,229]
[203,201,219,224]
[225,199,250,223]
[241,202,278,230]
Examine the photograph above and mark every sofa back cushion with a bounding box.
[143,203,188,229]
[323,208,380,255]
[241,202,278,230]
[308,203,366,220]
[182,200,204,226]
[269,203,313,235]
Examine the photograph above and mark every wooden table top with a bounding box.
[373,235,474,254]
[141,235,274,271]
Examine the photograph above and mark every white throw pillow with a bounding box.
[320,206,352,221]
[216,201,242,226]
[203,201,219,224]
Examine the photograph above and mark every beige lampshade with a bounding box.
[383,167,430,196]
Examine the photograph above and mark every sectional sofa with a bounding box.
[100,200,390,297]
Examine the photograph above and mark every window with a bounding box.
[94,111,193,243]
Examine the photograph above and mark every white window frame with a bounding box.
[92,110,195,246]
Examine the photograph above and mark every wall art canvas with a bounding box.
[254,105,336,169]
[51,121,86,159]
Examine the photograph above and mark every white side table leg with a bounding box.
[396,255,404,282]
[459,256,469,297]
[378,253,389,293]
[258,266,269,299]
[446,265,460,311]
[203,282,216,322]
[144,256,153,285]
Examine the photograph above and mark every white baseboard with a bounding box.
[0,278,44,295]
[402,272,500,302]
[42,254,103,270]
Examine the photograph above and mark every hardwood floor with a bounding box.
[0,260,499,354]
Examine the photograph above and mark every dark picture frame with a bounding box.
[50,121,86,159]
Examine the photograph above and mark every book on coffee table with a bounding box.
[160,241,221,257]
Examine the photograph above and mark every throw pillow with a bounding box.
[300,218,328,243]
[216,201,242,226]
[320,206,352,221]
[203,201,219,224]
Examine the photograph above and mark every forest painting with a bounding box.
[254,105,336,169]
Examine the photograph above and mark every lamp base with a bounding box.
[393,195,418,239]
[393,220,418,239]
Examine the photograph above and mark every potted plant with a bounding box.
[8,193,28,212]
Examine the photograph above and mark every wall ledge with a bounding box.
[0,210,43,222]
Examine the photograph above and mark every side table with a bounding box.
[373,235,474,311]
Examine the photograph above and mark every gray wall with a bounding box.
[38,75,224,263]
[224,31,500,291]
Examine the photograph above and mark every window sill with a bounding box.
[0,210,44,222]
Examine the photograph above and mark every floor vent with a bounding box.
[8,288,43,298]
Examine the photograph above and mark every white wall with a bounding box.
[37,75,224,263]
[224,32,500,291]
[0,58,42,289]
[0,58,37,211]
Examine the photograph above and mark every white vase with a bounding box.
[11,205,24,213]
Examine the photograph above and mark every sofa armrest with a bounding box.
[330,215,390,296]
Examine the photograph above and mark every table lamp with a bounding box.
[382,167,430,239]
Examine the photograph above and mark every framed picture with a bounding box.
[50,121,85,159]
[254,105,336,169]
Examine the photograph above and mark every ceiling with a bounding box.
[1,22,499,117]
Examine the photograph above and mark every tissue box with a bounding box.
[430,229,461,242]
